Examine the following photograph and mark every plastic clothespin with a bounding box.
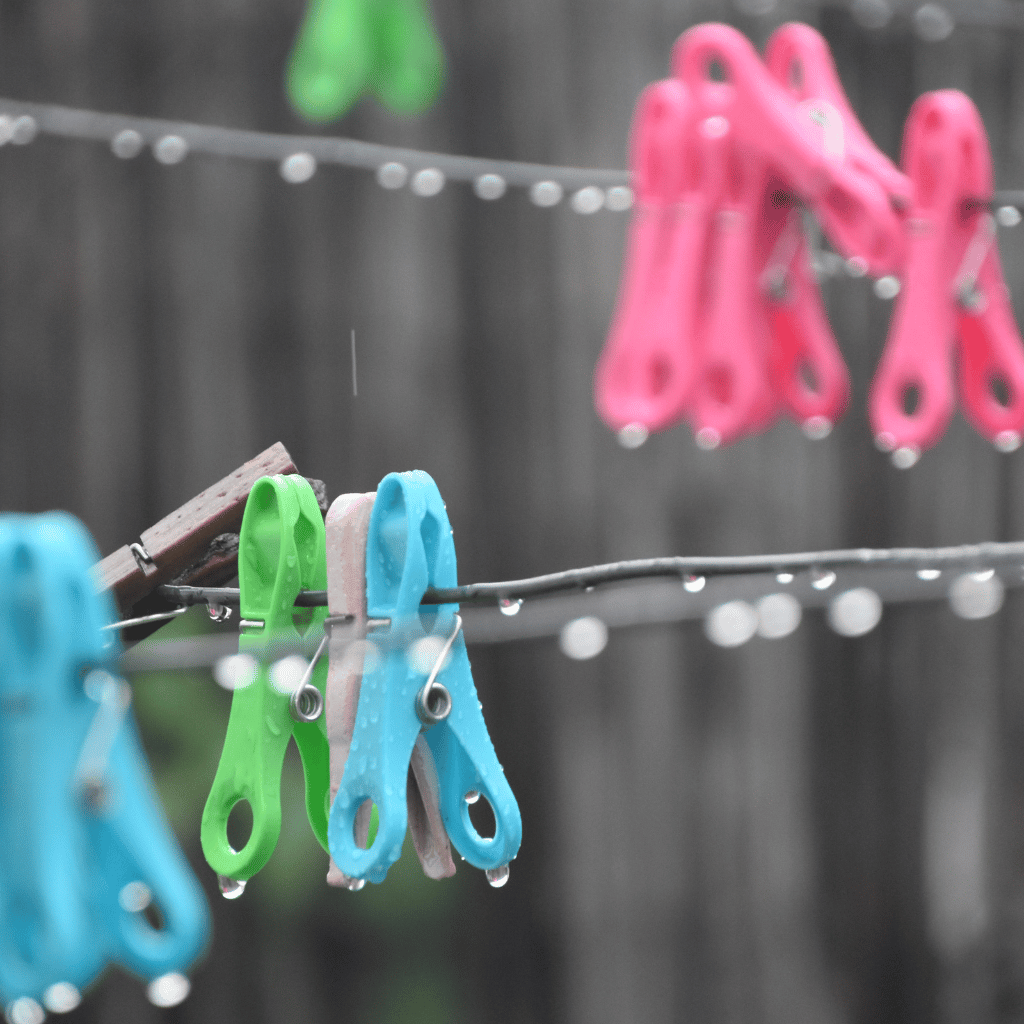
[869,90,1024,460]
[323,492,454,889]
[593,78,706,437]
[760,194,851,436]
[329,471,521,886]
[202,475,331,888]
[764,23,913,221]
[0,513,209,1012]
[287,0,445,122]
[671,23,903,277]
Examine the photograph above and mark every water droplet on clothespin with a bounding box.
[558,616,608,660]
[828,587,882,636]
[218,875,246,899]
[280,152,316,183]
[891,446,920,470]
[995,431,1022,453]
[802,416,832,440]
[6,997,44,1024]
[756,593,802,639]
[997,206,1022,228]
[498,597,522,616]
[42,983,81,1014]
[617,422,648,449]
[916,568,941,581]
[118,880,153,912]
[147,974,191,1008]
[465,790,480,804]
[486,864,510,888]
[695,427,721,451]
[810,568,837,590]
[340,874,366,891]
[874,276,901,300]
[948,571,1004,620]
[111,128,144,159]
[683,574,706,593]
[530,180,563,207]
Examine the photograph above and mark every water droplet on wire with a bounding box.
[486,864,510,888]
[995,431,1021,453]
[377,162,408,189]
[530,181,563,207]
[9,116,36,145]
[828,588,882,636]
[891,446,920,470]
[914,3,955,41]
[559,616,608,660]
[756,593,801,639]
[6,998,44,1024]
[498,597,522,616]
[474,174,506,200]
[776,572,794,584]
[917,568,941,581]
[802,416,832,440]
[810,568,837,590]
[874,276,900,300]
[111,129,144,159]
[571,186,604,214]
[997,206,1022,228]
[705,601,758,647]
[683,574,706,593]
[118,880,152,912]
[280,152,316,183]
[411,168,445,196]
[605,186,633,211]
[949,572,1004,619]
[153,135,188,164]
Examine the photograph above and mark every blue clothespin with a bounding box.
[328,470,522,885]
[0,513,209,1015]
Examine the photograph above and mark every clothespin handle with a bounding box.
[201,475,331,882]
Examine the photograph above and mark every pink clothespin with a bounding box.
[323,492,455,888]
[594,78,707,438]
[760,191,851,436]
[764,23,912,222]
[870,90,1024,462]
[672,23,903,277]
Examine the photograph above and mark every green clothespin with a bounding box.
[287,0,445,122]
[201,475,331,890]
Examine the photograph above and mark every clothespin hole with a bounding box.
[902,383,921,417]
[705,57,728,83]
[226,799,254,855]
[467,792,496,840]
[798,361,821,397]
[787,59,804,91]
[988,374,1012,409]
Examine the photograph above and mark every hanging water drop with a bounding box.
[683,574,706,593]
[486,864,510,888]
[810,568,837,591]
[218,875,246,899]
[498,597,522,616]
[465,790,481,804]
[916,568,941,581]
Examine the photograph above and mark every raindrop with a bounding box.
[207,602,232,622]
[875,431,896,452]
[571,186,604,215]
[604,186,633,211]
[559,616,608,660]
[914,3,955,42]
[756,592,802,639]
[995,430,1021,453]
[802,416,832,440]
[118,880,153,913]
[891,445,920,469]
[486,864,510,888]
[683,574,706,593]
[111,128,144,159]
[280,152,316,183]
[917,568,942,581]
[42,984,80,1015]
[153,135,188,165]
[810,568,837,590]
[474,174,506,200]
[948,571,1004,620]
[701,116,730,139]
[340,874,366,891]
[530,180,563,207]
[846,256,869,277]
[997,206,1022,228]
[411,168,445,197]
[617,422,649,449]
[498,597,522,616]
[704,601,758,647]
[377,162,408,189]
[851,0,893,28]
[6,998,44,1024]
[695,427,721,450]
[218,875,246,900]
[465,790,481,804]
[874,275,901,300]
[270,655,309,695]
[828,587,882,636]
[146,973,191,1009]
[213,653,257,691]
[10,116,37,145]
[408,635,449,674]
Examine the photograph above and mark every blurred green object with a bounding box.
[287,0,445,121]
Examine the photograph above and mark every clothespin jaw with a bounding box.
[201,475,331,883]
[287,0,444,121]
[0,514,210,1007]
[672,23,902,277]
[869,90,997,458]
[594,78,704,435]
[329,471,521,884]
